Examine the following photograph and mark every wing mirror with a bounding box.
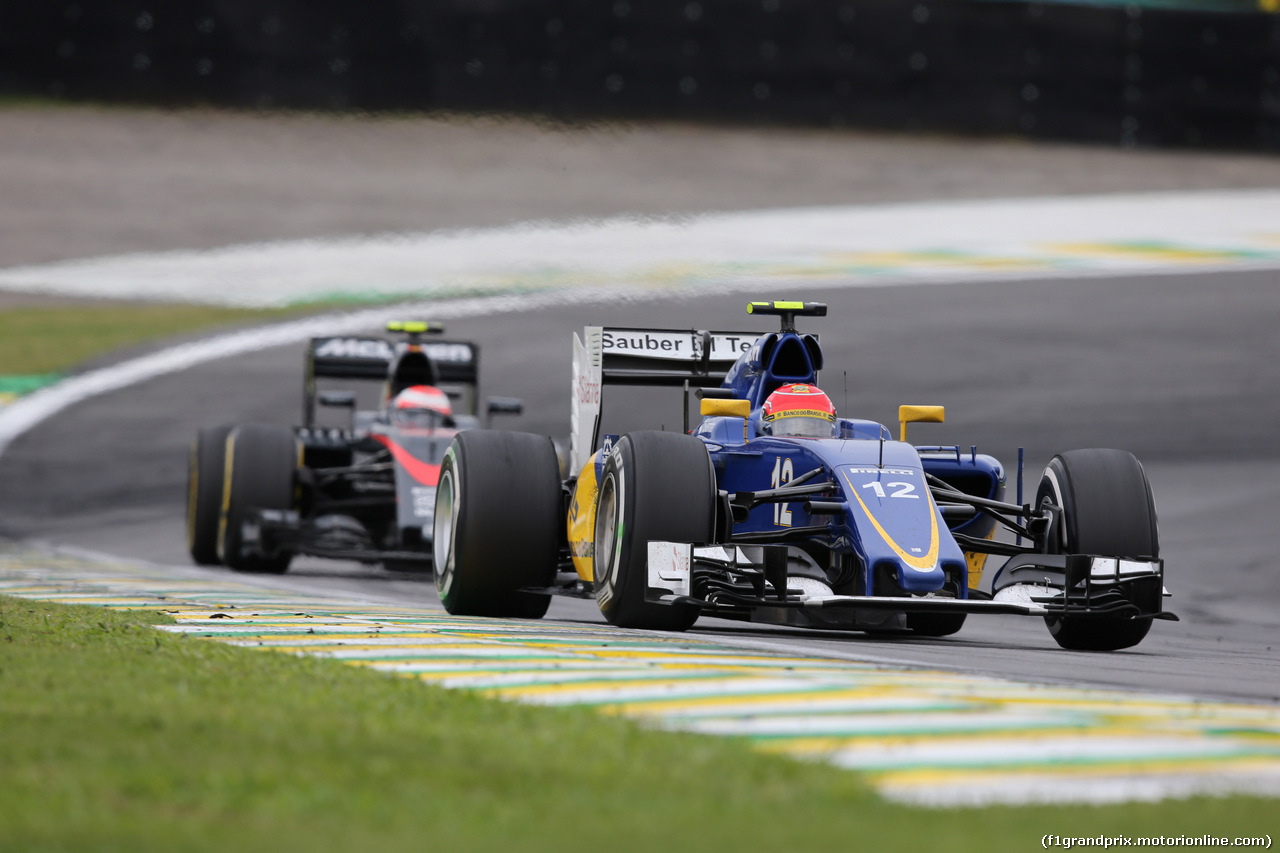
[487,397,523,416]
[319,391,357,409]
[318,391,358,430]
[700,398,751,440]
[898,405,945,442]
[486,396,524,426]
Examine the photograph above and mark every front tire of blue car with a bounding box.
[1037,448,1159,651]
[593,431,715,632]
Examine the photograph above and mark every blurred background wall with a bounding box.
[2,0,1278,149]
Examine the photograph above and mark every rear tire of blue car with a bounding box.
[593,431,715,632]
[217,424,297,574]
[187,424,232,566]
[432,431,559,618]
[1037,448,1159,651]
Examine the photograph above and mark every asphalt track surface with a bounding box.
[3,269,1279,705]
[2,107,1278,707]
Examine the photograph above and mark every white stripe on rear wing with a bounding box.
[600,328,757,363]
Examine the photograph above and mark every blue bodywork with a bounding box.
[570,306,1169,647]
[691,323,1005,599]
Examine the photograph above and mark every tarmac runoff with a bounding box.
[4,543,1280,809]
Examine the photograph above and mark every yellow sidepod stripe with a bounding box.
[5,543,1280,809]
[567,454,599,581]
[842,469,939,571]
[215,431,237,562]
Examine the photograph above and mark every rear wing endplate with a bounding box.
[570,326,758,473]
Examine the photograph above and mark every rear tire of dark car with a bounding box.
[593,431,715,632]
[218,424,298,574]
[1037,449,1159,651]
[187,424,232,566]
[433,431,560,618]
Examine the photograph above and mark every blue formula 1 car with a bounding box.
[431,301,1175,651]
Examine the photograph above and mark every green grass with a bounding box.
[0,303,306,378]
[0,596,1274,853]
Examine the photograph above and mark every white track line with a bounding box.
[0,288,615,457]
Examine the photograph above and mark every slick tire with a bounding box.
[433,431,560,618]
[218,424,298,574]
[1037,448,1159,651]
[593,431,715,631]
[187,424,232,566]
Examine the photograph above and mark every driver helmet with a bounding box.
[761,383,837,438]
[392,384,452,428]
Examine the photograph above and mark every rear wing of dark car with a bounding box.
[304,335,480,425]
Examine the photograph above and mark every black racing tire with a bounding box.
[593,431,715,631]
[217,424,298,574]
[432,431,560,618]
[187,424,232,566]
[1036,448,1159,651]
[907,611,967,637]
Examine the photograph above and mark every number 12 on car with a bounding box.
[861,480,919,499]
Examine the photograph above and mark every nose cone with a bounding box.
[838,461,962,593]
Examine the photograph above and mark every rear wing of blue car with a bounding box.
[304,335,480,425]
[570,326,759,474]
